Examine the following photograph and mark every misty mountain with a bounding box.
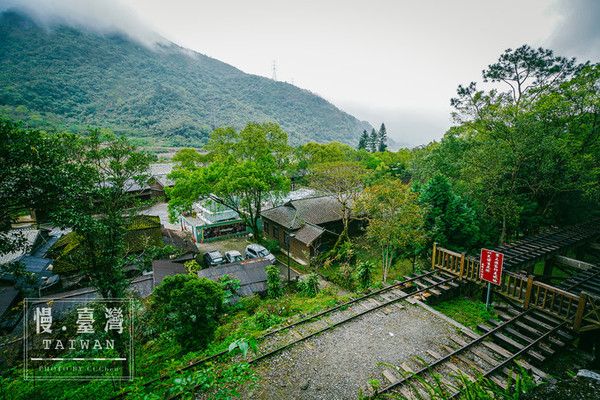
[0,10,372,147]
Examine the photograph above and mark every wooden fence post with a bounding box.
[431,242,437,271]
[459,253,465,280]
[573,291,588,331]
[523,275,535,309]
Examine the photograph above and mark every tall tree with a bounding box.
[418,174,482,252]
[309,161,366,249]
[171,148,211,170]
[52,131,152,299]
[0,118,90,273]
[357,130,369,150]
[357,179,425,281]
[482,45,579,104]
[377,123,388,152]
[369,128,378,153]
[444,46,600,243]
[167,122,291,240]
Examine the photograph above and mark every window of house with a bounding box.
[263,220,270,236]
[273,225,279,240]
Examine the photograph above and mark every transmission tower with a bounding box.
[272,60,277,81]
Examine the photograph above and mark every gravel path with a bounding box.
[243,301,459,400]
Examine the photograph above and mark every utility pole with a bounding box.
[272,60,277,81]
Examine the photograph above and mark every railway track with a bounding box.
[370,305,574,399]
[558,264,600,298]
[111,269,460,400]
[112,222,600,399]
[494,219,600,272]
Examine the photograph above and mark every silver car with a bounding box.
[224,250,244,263]
[245,244,276,265]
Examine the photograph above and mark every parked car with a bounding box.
[245,244,276,265]
[224,250,244,264]
[201,251,225,268]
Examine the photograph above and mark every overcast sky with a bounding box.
[2,0,600,147]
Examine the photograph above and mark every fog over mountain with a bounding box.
[0,6,372,147]
[2,0,599,148]
[0,0,164,48]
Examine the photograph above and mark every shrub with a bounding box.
[265,264,283,298]
[252,310,283,330]
[264,238,281,254]
[184,260,201,274]
[300,273,320,297]
[152,274,224,351]
[356,261,375,289]
[218,275,241,306]
[331,262,356,291]
[239,294,261,315]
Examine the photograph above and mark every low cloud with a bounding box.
[0,0,166,48]
[336,100,451,149]
[548,0,600,62]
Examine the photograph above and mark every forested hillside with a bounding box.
[0,11,371,147]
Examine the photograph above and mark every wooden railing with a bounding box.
[574,292,600,332]
[432,244,600,332]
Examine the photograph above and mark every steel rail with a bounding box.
[164,275,459,400]
[248,275,458,364]
[109,270,440,399]
[374,308,534,397]
[445,321,569,399]
[564,268,600,293]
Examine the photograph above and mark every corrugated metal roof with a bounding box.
[197,258,270,296]
[0,286,20,318]
[0,229,41,265]
[152,259,188,287]
[17,254,52,274]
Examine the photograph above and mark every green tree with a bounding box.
[357,130,369,150]
[265,264,283,298]
[369,128,378,153]
[172,148,211,170]
[167,122,291,240]
[444,46,598,243]
[52,131,152,299]
[0,118,87,258]
[152,274,224,351]
[482,45,578,104]
[308,161,366,249]
[377,123,388,152]
[418,174,482,252]
[357,179,425,281]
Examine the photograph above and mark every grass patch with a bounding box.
[433,296,497,331]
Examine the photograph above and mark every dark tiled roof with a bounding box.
[294,224,325,245]
[261,196,343,230]
[150,163,174,176]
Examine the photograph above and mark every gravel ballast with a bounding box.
[243,300,460,400]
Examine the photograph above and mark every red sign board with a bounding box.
[480,249,504,285]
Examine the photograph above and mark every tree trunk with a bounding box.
[499,214,507,245]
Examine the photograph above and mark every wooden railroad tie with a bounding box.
[289,329,314,350]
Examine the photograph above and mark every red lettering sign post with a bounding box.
[480,249,504,309]
[479,249,504,285]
